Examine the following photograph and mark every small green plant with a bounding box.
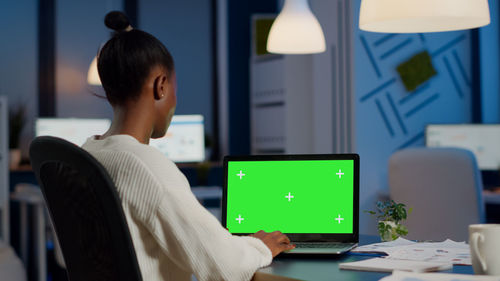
[365,200,412,241]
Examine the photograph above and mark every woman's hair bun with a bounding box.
[104,11,130,32]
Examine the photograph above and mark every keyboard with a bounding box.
[295,243,350,249]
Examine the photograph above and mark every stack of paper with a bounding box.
[352,237,471,265]
[379,271,500,281]
[339,258,452,273]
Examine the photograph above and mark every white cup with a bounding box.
[469,224,500,275]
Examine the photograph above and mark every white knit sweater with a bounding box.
[82,135,272,281]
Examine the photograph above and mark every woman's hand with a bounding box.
[251,230,295,257]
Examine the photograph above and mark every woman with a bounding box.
[82,11,294,281]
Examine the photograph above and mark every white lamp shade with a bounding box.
[267,0,326,54]
[359,0,490,33]
[87,56,102,85]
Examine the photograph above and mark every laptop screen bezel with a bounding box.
[222,154,359,243]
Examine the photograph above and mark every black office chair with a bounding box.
[29,136,142,281]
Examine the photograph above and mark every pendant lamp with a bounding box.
[359,0,490,33]
[87,56,101,85]
[267,0,326,54]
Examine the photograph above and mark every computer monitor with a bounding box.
[149,115,205,163]
[425,124,500,171]
[35,118,111,146]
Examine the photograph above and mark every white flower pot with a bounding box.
[379,220,399,242]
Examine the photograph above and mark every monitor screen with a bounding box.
[35,118,111,146]
[224,157,356,234]
[426,124,500,170]
[149,115,205,163]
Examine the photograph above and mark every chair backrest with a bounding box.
[29,136,142,281]
[389,147,485,242]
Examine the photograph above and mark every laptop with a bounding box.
[222,154,359,255]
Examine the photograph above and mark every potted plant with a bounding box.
[8,104,26,169]
[365,200,412,242]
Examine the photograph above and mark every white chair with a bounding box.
[389,147,485,242]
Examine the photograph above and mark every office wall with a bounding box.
[311,0,355,154]
[140,0,214,135]
[0,1,38,150]
[353,0,479,234]
[480,0,500,123]
[56,0,121,119]
[249,0,355,155]
[228,0,278,155]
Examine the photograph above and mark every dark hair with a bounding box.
[97,11,175,105]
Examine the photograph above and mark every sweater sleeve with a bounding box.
[149,185,272,281]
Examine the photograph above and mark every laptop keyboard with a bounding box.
[295,243,349,249]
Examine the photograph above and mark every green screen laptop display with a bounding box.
[225,158,355,234]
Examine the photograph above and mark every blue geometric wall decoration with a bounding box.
[356,32,471,144]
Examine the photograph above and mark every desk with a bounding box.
[256,235,474,281]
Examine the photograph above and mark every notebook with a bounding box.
[222,154,360,255]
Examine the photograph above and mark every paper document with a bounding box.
[379,271,500,281]
[353,238,471,265]
[339,258,452,273]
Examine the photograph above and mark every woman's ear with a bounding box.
[153,75,168,100]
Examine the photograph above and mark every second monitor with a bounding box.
[426,124,500,171]
[150,115,205,163]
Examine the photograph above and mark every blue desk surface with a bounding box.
[258,235,474,281]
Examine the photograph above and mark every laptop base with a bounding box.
[285,243,357,255]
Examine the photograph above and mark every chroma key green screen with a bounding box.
[226,160,354,234]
